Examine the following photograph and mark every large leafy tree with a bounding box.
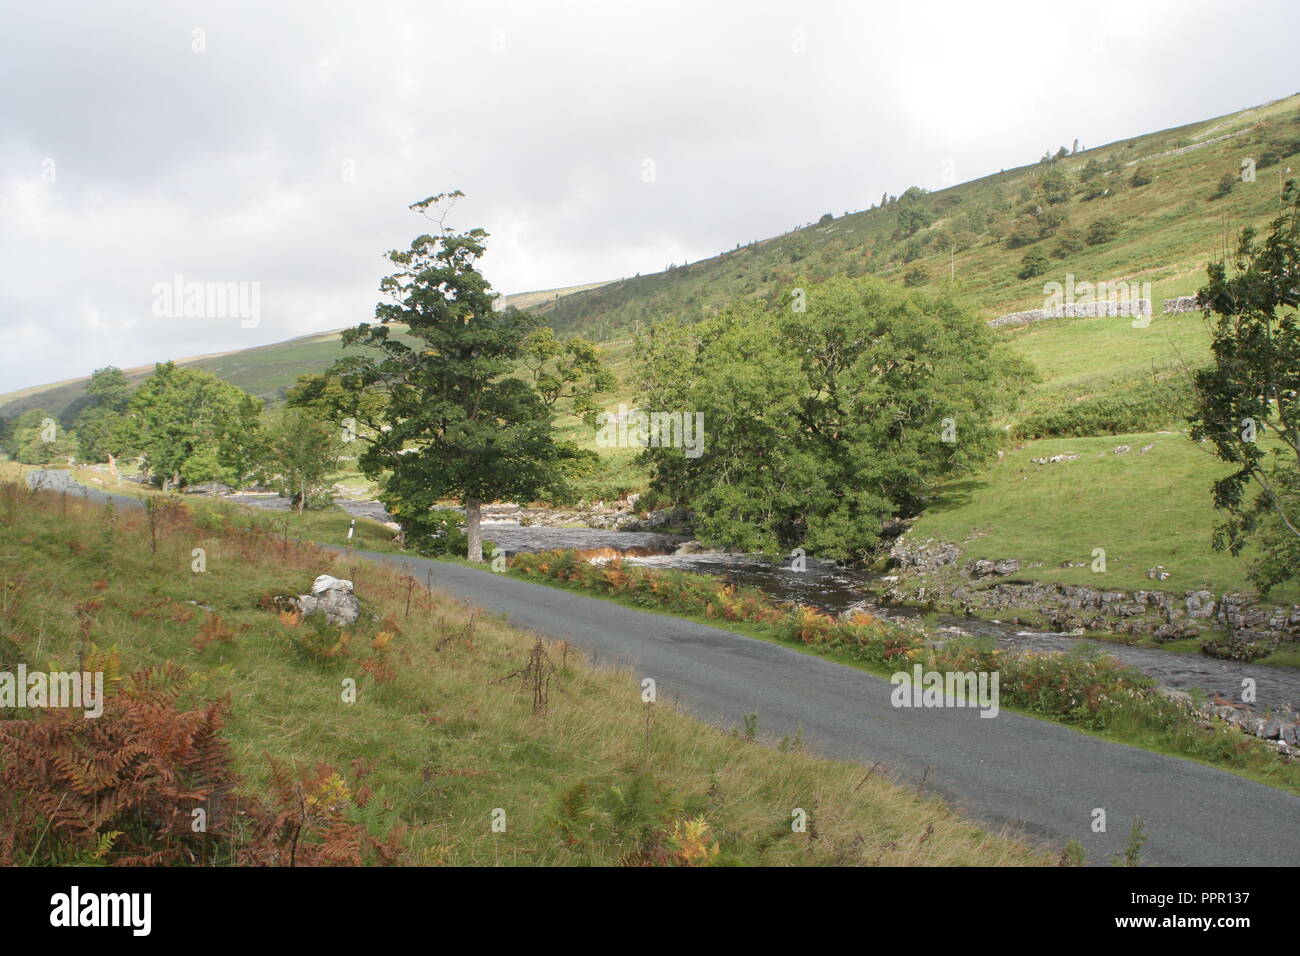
[305,192,565,562]
[74,366,133,466]
[1189,182,1300,595]
[117,362,263,489]
[636,276,1029,560]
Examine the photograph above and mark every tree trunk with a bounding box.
[297,477,306,514]
[107,452,118,485]
[465,496,483,563]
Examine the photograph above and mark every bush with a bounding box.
[1018,249,1049,279]
[903,266,930,287]
[1012,372,1194,440]
[1051,228,1086,259]
[1129,166,1152,187]
[1085,216,1121,245]
[407,509,468,557]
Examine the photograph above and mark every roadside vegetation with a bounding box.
[0,481,1049,866]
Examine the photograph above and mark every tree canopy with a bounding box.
[635,275,1030,560]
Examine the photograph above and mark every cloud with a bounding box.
[1,0,1297,392]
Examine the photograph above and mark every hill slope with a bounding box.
[539,94,1300,338]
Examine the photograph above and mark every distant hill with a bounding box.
[536,94,1300,338]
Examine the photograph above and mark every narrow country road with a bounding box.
[352,547,1300,867]
[34,471,1300,866]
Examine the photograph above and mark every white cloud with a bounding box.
[1,0,1296,392]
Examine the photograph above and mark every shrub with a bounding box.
[1085,216,1121,245]
[903,266,930,287]
[1129,166,1152,187]
[1012,372,1194,440]
[1018,249,1049,279]
[408,509,468,556]
[0,661,236,866]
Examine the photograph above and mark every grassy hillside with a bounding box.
[540,95,1300,338]
[909,430,1299,605]
[0,479,1048,866]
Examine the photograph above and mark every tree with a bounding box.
[1189,183,1300,595]
[262,406,343,513]
[635,276,1031,560]
[85,366,131,411]
[520,327,615,426]
[117,362,263,489]
[310,192,564,562]
[1038,165,1073,205]
[5,408,77,464]
[1214,173,1236,199]
[74,367,133,466]
[903,266,930,287]
[894,187,934,237]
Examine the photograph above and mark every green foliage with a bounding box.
[1129,166,1153,188]
[1214,173,1236,198]
[1189,183,1300,595]
[634,276,1031,560]
[407,509,469,557]
[1018,249,1049,279]
[1050,228,1086,259]
[1013,371,1195,440]
[1038,164,1073,205]
[116,362,263,489]
[3,408,78,464]
[261,405,344,513]
[1085,216,1121,245]
[520,326,615,427]
[903,265,930,287]
[311,192,565,562]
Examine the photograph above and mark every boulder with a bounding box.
[295,574,360,627]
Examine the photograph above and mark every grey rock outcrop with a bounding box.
[295,575,360,627]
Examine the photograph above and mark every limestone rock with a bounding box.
[295,574,360,627]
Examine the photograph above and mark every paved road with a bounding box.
[33,471,1300,865]
[352,548,1300,867]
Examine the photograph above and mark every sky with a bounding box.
[2,0,1298,393]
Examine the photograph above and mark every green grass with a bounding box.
[0,481,1051,866]
[910,430,1300,603]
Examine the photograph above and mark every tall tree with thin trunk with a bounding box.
[311,192,561,562]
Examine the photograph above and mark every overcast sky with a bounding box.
[2,0,1297,393]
